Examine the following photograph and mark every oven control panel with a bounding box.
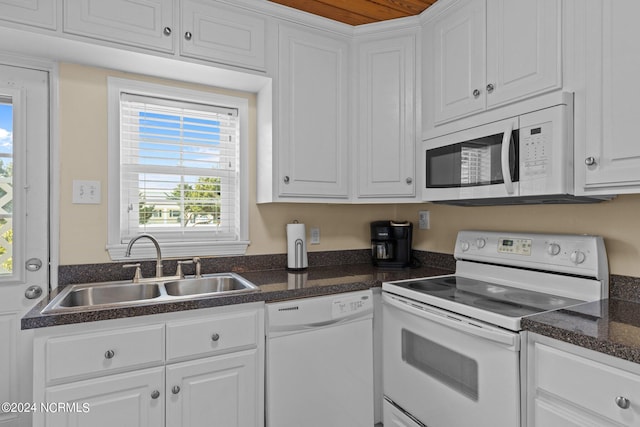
[454,230,608,280]
[497,238,532,256]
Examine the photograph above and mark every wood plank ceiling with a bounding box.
[268,0,438,26]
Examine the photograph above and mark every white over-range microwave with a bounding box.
[423,95,610,205]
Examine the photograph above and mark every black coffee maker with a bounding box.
[370,220,413,268]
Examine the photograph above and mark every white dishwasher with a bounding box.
[266,289,375,427]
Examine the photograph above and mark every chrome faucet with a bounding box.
[125,234,163,278]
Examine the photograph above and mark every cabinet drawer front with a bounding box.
[166,310,258,361]
[46,324,165,383]
[535,343,640,424]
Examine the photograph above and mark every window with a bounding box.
[107,78,249,260]
[0,98,13,276]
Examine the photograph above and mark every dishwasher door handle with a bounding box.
[268,311,373,334]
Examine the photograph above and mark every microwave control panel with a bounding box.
[521,121,551,178]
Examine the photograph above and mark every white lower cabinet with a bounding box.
[527,334,640,427]
[33,303,264,427]
[45,367,165,427]
[166,350,258,427]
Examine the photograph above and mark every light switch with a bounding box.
[72,180,101,204]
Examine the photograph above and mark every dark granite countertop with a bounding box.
[22,263,452,330]
[521,298,640,364]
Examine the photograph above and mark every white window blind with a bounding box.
[119,93,240,242]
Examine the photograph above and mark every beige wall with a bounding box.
[58,63,640,277]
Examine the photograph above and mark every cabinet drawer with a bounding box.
[46,324,164,383]
[166,310,258,361]
[535,343,640,424]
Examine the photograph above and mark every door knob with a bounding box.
[585,157,596,166]
[172,386,181,394]
[24,285,43,300]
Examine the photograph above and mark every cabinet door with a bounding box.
[181,0,266,71]
[0,0,56,29]
[433,0,485,124]
[486,0,560,108]
[278,24,349,198]
[44,367,164,427]
[166,350,259,427]
[357,34,416,198]
[578,0,640,193]
[63,0,174,52]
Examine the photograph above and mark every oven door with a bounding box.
[423,117,519,202]
[383,293,521,427]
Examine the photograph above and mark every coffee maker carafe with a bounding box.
[370,220,413,268]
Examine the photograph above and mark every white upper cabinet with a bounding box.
[430,0,561,125]
[181,0,266,71]
[575,0,640,195]
[0,0,56,29]
[433,0,485,124]
[63,0,175,52]
[276,24,350,199]
[356,32,417,199]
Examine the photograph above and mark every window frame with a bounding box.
[106,77,249,261]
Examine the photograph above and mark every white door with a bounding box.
[0,64,49,427]
[579,0,640,193]
[278,24,350,198]
[44,367,165,427]
[357,34,416,198]
[166,350,260,427]
[433,0,486,124]
[485,0,560,108]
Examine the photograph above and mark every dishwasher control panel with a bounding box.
[332,293,372,318]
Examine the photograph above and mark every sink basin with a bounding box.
[54,283,161,309]
[164,274,259,297]
[41,273,260,314]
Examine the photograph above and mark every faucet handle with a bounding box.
[176,260,193,279]
[192,257,202,278]
[123,263,143,283]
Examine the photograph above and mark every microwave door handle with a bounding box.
[501,123,515,195]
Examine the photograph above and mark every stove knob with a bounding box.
[476,238,486,249]
[461,241,470,252]
[547,243,561,256]
[570,250,586,265]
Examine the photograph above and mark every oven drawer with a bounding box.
[535,343,640,425]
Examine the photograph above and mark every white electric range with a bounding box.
[382,230,609,427]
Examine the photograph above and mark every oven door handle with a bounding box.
[383,294,519,350]
[501,123,515,195]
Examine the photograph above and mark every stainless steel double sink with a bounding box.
[42,273,260,314]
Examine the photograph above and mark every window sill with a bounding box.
[106,240,250,261]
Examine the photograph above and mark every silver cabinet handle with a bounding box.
[211,333,220,342]
[472,89,480,98]
[184,31,192,41]
[151,390,160,399]
[163,27,172,36]
[486,83,495,93]
[25,285,43,299]
[283,176,290,184]
[405,177,413,185]
[585,157,596,166]
[615,396,631,409]
[172,386,181,395]
[104,350,115,359]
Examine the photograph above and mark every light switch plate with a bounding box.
[418,210,430,230]
[72,180,101,204]
[310,227,320,244]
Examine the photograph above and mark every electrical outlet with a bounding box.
[310,227,320,244]
[418,210,430,230]
[72,180,101,204]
